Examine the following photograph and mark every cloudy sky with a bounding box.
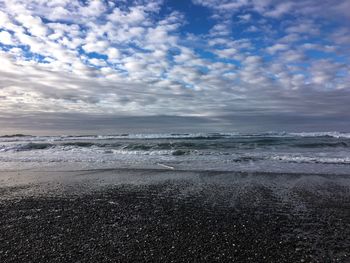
[0,0,349,134]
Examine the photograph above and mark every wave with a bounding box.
[171,150,190,156]
[0,134,32,138]
[271,156,350,165]
[0,143,54,152]
[293,142,349,148]
[2,131,350,142]
[288,132,350,139]
[62,142,98,147]
[1,141,350,167]
[1,139,350,153]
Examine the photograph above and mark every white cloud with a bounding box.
[107,6,148,26]
[286,21,319,35]
[238,13,252,22]
[107,48,121,61]
[0,30,14,45]
[16,14,48,37]
[82,41,109,54]
[209,23,231,36]
[266,43,289,54]
[214,48,238,59]
[192,0,350,20]
[264,2,293,18]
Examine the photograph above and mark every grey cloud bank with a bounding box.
[1,112,349,136]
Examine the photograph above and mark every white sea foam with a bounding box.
[288,131,350,139]
[271,155,350,164]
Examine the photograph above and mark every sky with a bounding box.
[0,0,349,135]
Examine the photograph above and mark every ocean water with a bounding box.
[0,132,350,174]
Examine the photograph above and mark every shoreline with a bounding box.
[1,170,350,262]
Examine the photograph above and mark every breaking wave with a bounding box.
[1,134,350,153]
[271,156,350,165]
[1,132,350,175]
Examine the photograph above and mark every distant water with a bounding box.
[1,132,350,174]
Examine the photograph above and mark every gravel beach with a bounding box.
[1,169,350,262]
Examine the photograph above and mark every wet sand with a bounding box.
[0,169,350,262]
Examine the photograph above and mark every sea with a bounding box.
[0,132,349,174]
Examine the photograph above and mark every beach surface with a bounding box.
[1,168,350,262]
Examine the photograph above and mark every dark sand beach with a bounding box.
[1,169,349,262]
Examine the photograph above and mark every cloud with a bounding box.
[192,0,350,20]
[264,2,293,18]
[266,43,289,54]
[0,0,349,133]
[0,30,14,45]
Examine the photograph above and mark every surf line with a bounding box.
[157,163,175,170]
